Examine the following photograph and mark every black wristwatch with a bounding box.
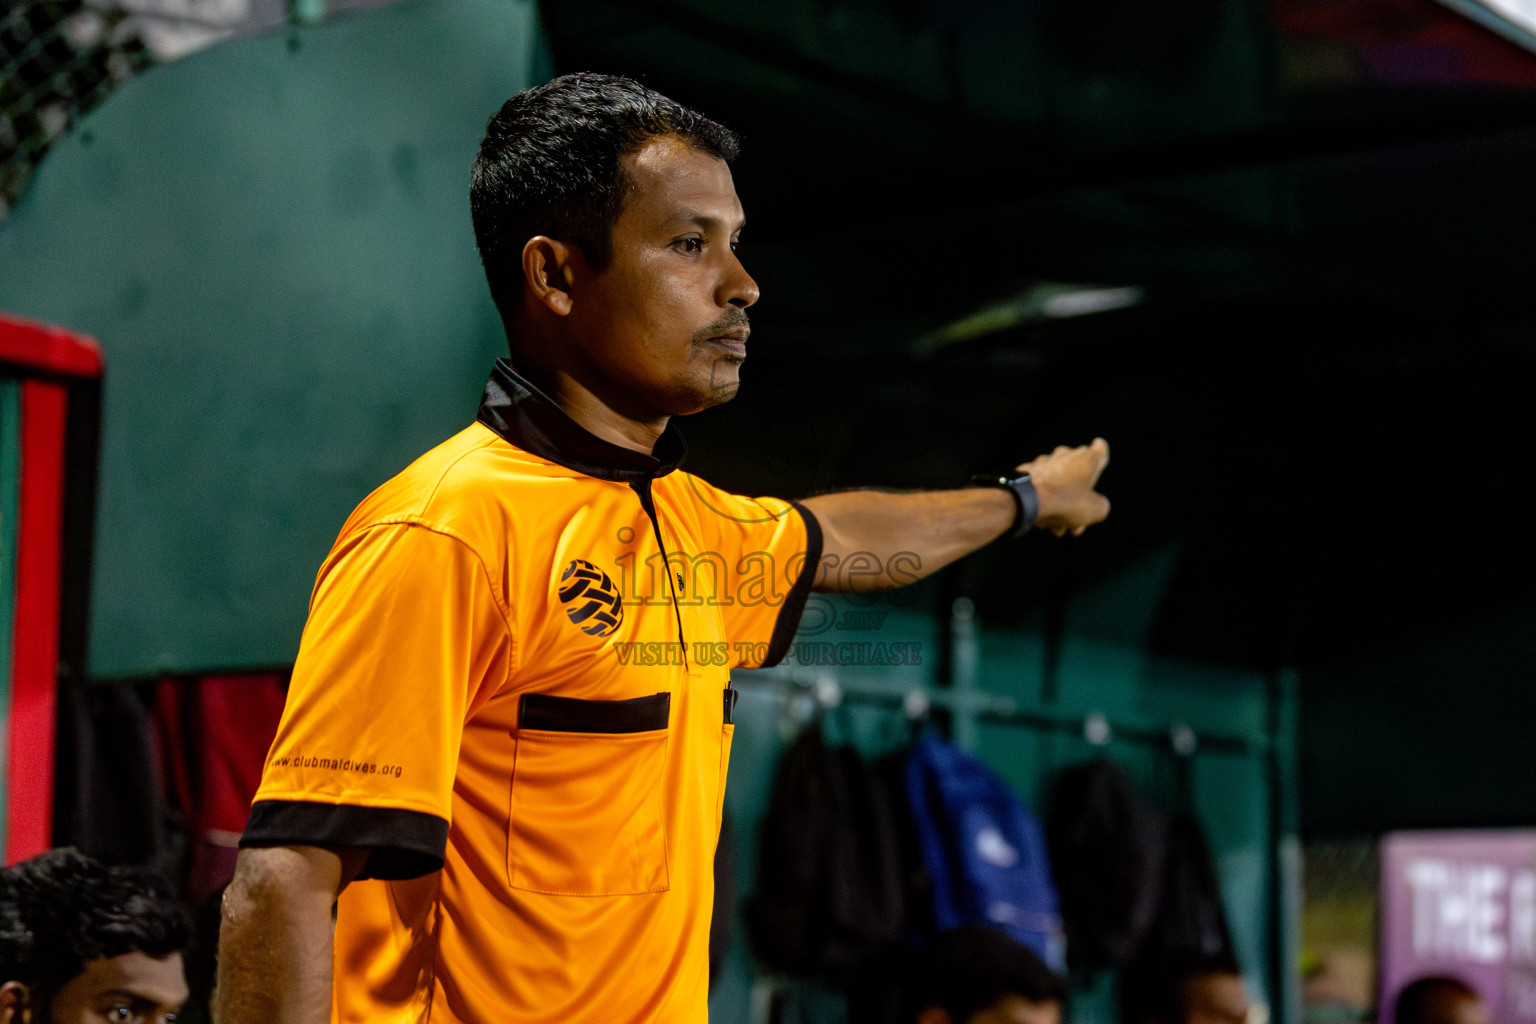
[971,472,1040,540]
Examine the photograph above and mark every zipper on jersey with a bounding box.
[629,478,688,669]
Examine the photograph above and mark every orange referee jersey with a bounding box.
[242,360,821,1024]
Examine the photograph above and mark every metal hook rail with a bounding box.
[731,665,1270,758]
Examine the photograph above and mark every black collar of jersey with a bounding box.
[476,359,687,482]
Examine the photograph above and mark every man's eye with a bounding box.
[677,238,702,254]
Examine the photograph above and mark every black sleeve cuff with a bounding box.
[762,502,824,669]
[241,800,449,880]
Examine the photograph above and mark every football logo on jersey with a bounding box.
[558,559,624,637]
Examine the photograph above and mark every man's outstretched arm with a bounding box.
[217,844,370,1024]
[800,438,1110,592]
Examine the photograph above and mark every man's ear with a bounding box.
[917,1007,955,1024]
[521,236,581,317]
[0,981,33,1024]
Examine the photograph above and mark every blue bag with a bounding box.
[905,732,1066,970]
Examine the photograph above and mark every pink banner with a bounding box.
[1381,831,1536,1024]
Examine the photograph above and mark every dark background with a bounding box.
[538,0,1536,835]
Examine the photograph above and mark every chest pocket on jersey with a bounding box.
[508,692,671,896]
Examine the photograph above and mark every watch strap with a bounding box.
[970,473,1039,540]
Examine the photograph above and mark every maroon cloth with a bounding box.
[196,674,287,834]
[152,673,286,900]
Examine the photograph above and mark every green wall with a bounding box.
[0,380,20,854]
[0,0,548,679]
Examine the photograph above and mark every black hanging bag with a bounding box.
[746,722,907,974]
[1138,809,1236,963]
[1045,757,1169,972]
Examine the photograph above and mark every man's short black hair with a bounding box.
[0,848,189,1003]
[1119,948,1243,1024]
[471,72,741,315]
[898,927,1068,1022]
[1394,976,1480,1024]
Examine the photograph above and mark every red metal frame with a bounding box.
[0,313,103,864]
[0,314,103,379]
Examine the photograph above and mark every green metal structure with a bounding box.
[713,572,1300,1024]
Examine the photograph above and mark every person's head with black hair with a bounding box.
[899,927,1069,1024]
[470,73,760,428]
[1120,949,1247,1024]
[0,848,189,1024]
[1394,976,1487,1024]
[471,71,741,314]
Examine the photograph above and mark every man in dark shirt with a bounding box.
[901,928,1069,1024]
[0,848,189,1024]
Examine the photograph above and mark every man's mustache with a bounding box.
[692,310,751,345]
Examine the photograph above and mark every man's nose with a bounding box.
[719,252,760,309]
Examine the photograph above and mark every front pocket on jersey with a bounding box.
[508,694,671,896]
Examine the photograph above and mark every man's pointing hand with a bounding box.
[1018,437,1111,537]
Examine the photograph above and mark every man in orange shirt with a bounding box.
[216,73,1111,1024]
